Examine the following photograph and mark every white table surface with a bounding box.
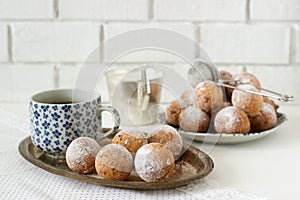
[205,104,300,200]
[0,103,299,199]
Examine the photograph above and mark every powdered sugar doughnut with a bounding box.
[95,144,133,180]
[180,90,194,105]
[234,72,261,89]
[134,143,175,182]
[232,84,263,117]
[148,125,183,157]
[66,137,101,174]
[194,80,223,114]
[219,70,232,81]
[214,106,250,134]
[250,103,277,132]
[111,129,148,155]
[179,105,210,133]
[165,100,189,126]
[263,96,279,112]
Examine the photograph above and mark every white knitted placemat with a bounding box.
[0,107,268,200]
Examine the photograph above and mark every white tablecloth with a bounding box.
[3,103,294,200]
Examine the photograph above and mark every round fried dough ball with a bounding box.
[234,72,261,90]
[250,103,277,132]
[219,70,233,80]
[165,100,188,126]
[232,84,263,117]
[180,90,194,105]
[66,137,101,174]
[134,143,175,182]
[263,96,279,112]
[95,144,133,181]
[214,106,250,134]
[179,105,210,133]
[148,125,183,157]
[111,130,148,155]
[194,80,224,114]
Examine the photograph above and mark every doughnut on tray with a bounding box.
[160,113,287,145]
[18,132,214,190]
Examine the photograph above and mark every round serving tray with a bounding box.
[18,136,214,190]
[160,112,287,145]
[179,113,287,144]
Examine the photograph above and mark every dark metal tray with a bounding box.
[18,136,214,190]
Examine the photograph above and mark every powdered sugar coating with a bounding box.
[194,80,223,114]
[115,129,146,139]
[96,144,133,172]
[250,103,277,132]
[66,137,101,174]
[148,125,183,157]
[179,105,210,133]
[232,84,263,117]
[112,129,148,154]
[234,72,261,89]
[134,143,174,182]
[214,106,250,134]
[219,70,232,80]
[165,99,189,126]
[263,96,279,111]
[180,90,194,105]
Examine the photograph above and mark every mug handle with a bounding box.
[97,106,120,138]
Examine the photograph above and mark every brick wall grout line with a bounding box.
[149,0,154,20]
[99,24,104,63]
[213,63,295,67]
[1,19,300,24]
[246,0,250,24]
[7,24,13,63]
[289,26,296,64]
[53,0,59,20]
[54,64,60,89]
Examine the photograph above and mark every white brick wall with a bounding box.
[57,64,112,102]
[246,66,299,105]
[104,23,195,62]
[201,24,290,64]
[0,64,55,101]
[105,23,195,39]
[250,0,300,21]
[59,0,149,21]
[0,1,299,104]
[12,22,100,62]
[0,0,53,20]
[0,24,8,61]
[154,0,247,21]
[57,64,81,89]
[0,66,14,101]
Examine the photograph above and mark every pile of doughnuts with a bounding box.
[65,125,183,182]
[165,71,279,134]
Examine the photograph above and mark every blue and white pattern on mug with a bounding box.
[29,97,101,153]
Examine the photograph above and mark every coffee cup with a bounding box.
[29,89,120,153]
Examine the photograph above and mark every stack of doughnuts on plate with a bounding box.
[65,125,183,182]
[165,71,278,134]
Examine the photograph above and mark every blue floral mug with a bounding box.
[29,89,120,153]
